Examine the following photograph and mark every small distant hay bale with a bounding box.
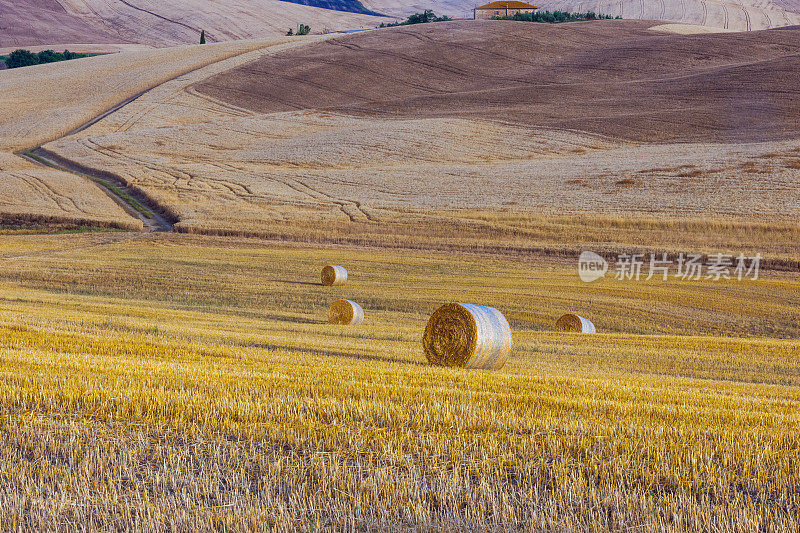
[321,265,347,286]
[555,314,596,333]
[328,299,364,325]
[423,303,512,370]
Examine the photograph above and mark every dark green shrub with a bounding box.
[6,49,40,69]
[380,9,451,27]
[495,10,617,23]
[5,49,93,69]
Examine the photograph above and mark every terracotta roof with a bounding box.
[476,1,540,9]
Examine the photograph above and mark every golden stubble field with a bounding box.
[1,19,799,531]
[0,232,798,530]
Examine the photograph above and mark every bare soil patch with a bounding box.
[197,20,800,143]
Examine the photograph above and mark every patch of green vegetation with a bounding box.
[379,9,451,27]
[91,177,154,219]
[494,11,619,22]
[4,49,103,69]
[287,24,313,36]
[20,149,154,219]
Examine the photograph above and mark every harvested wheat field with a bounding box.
[0,233,798,529]
[1,13,800,531]
[0,0,386,49]
[0,37,327,230]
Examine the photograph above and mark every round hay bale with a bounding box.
[321,265,347,286]
[328,299,364,325]
[555,314,596,333]
[422,303,512,370]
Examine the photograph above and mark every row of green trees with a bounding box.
[495,11,619,23]
[4,49,93,69]
[379,9,452,27]
[287,24,311,36]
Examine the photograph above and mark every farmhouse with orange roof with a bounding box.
[473,0,540,19]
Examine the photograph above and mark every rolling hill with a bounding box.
[196,20,800,143]
[362,0,800,30]
[2,0,800,51]
[21,20,796,258]
[0,0,387,49]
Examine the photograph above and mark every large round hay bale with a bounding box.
[422,303,512,370]
[555,314,596,333]
[328,299,364,325]
[321,265,347,286]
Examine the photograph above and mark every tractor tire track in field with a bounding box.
[222,162,375,223]
[742,5,752,30]
[116,0,201,36]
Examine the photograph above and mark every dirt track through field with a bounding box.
[24,148,173,231]
[197,20,800,143]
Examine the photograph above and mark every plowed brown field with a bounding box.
[197,20,800,143]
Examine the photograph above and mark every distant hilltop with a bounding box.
[2,0,800,50]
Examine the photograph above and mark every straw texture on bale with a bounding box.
[328,299,364,325]
[422,303,512,370]
[321,265,347,286]
[555,314,596,333]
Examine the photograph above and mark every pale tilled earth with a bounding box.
[37,21,800,238]
[0,37,322,228]
[1,20,799,251]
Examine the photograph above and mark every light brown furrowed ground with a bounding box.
[38,21,800,263]
[197,20,800,144]
[0,38,323,230]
